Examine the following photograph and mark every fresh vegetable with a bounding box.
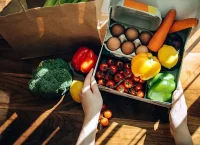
[98,79,105,86]
[107,59,115,66]
[100,63,109,72]
[139,79,145,84]
[124,79,134,89]
[101,104,107,112]
[106,80,115,88]
[114,73,124,82]
[100,118,109,126]
[131,53,161,80]
[136,83,143,91]
[165,33,183,51]
[105,73,112,81]
[147,73,176,102]
[148,9,176,52]
[70,80,83,103]
[130,89,136,95]
[123,68,132,78]
[72,47,97,73]
[115,61,124,69]
[104,110,112,119]
[99,113,103,120]
[169,18,199,34]
[96,71,104,79]
[43,0,57,7]
[124,63,131,69]
[29,59,72,98]
[109,65,118,74]
[116,84,126,93]
[132,75,140,82]
[158,45,179,69]
[137,90,144,98]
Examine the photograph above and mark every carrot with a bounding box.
[41,126,60,145]
[169,18,199,33]
[148,9,176,52]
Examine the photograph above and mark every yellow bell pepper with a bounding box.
[131,53,161,80]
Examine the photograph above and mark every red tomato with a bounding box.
[98,79,105,86]
[139,78,145,84]
[107,59,115,66]
[115,61,124,69]
[130,89,136,95]
[99,113,103,120]
[116,84,125,93]
[105,73,112,81]
[132,75,140,82]
[101,104,107,112]
[104,110,112,119]
[124,88,129,93]
[114,73,124,82]
[106,80,115,89]
[137,90,144,98]
[100,118,109,126]
[123,68,132,78]
[123,79,134,89]
[96,71,104,79]
[119,70,124,75]
[100,63,109,72]
[124,63,131,69]
[110,65,118,74]
[136,83,143,91]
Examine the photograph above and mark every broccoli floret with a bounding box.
[29,59,72,98]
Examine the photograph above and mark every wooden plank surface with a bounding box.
[0,21,200,145]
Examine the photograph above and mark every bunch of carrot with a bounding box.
[44,0,88,7]
[148,9,198,52]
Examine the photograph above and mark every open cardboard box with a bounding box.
[93,3,191,108]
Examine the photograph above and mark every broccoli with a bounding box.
[29,59,72,98]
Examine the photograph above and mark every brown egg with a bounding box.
[139,31,152,45]
[111,24,125,37]
[125,28,139,41]
[136,45,149,55]
[107,37,121,51]
[121,41,135,55]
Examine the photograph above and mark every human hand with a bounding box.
[80,68,103,119]
[169,82,193,145]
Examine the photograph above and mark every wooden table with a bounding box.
[0,24,200,145]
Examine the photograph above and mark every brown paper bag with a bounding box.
[0,0,101,59]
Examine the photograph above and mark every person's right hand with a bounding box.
[80,68,103,119]
[169,82,193,145]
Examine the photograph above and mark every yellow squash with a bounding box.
[131,53,161,80]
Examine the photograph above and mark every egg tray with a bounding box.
[93,7,192,108]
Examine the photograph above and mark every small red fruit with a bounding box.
[101,104,107,112]
[96,71,104,79]
[110,65,118,74]
[124,63,131,69]
[124,79,134,89]
[114,73,124,82]
[124,88,129,93]
[136,83,143,91]
[100,63,109,72]
[104,110,112,119]
[139,78,145,84]
[106,80,115,89]
[130,89,136,95]
[107,59,115,66]
[132,75,140,82]
[123,68,132,78]
[100,118,109,126]
[99,113,103,120]
[105,73,112,81]
[137,90,144,98]
[98,79,105,86]
[115,61,124,69]
[116,84,126,93]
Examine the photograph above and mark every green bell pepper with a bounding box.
[147,73,176,102]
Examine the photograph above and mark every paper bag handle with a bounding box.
[17,0,26,12]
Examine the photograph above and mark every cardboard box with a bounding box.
[93,2,191,108]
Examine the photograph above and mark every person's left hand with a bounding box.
[80,68,103,119]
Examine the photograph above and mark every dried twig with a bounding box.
[41,126,60,145]
[0,112,18,135]
[13,96,65,145]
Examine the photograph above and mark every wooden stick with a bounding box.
[0,112,18,135]
[41,126,60,145]
[13,96,65,145]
